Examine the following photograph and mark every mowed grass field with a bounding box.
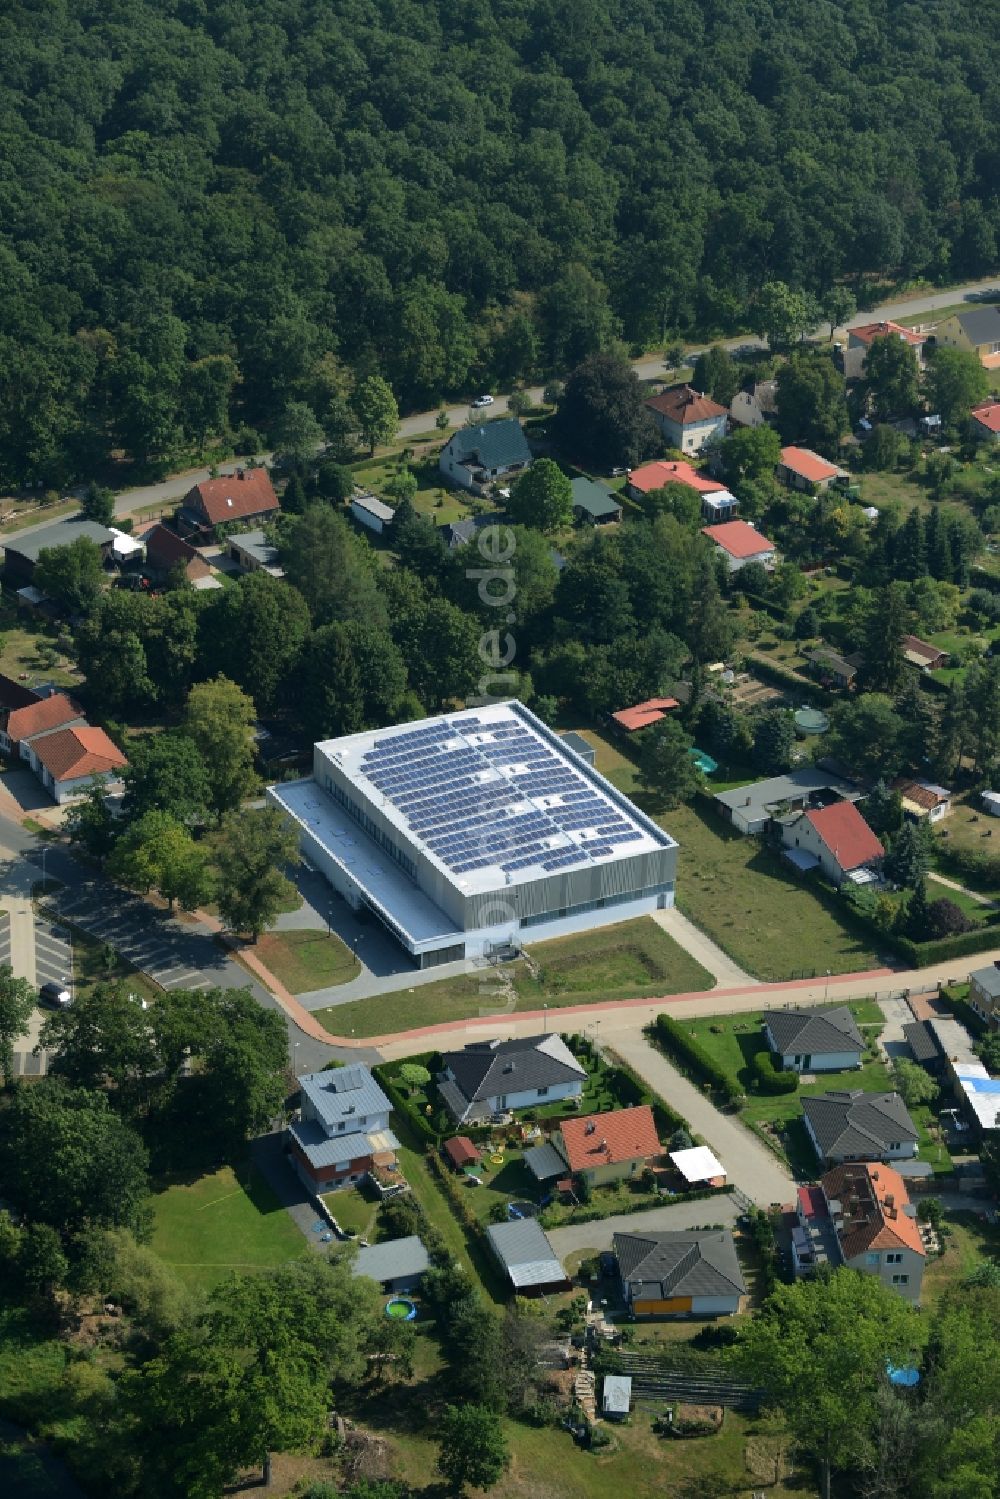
[574,726,881,981]
[150,1164,309,1290]
[253,928,361,993]
[313,917,713,1039]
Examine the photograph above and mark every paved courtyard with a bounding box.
[546,1194,742,1259]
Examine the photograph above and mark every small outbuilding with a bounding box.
[569,477,622,525]
[350,492,395,534]
[669,1145,727,1188]
[352,1235,429,1293]
[981,790,1000,817]
[442,1135,481,1172]
[559,731,596,766]
[485,1218,569,1296]
[602,1374,632,1419]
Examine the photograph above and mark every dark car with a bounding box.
[39,981,72,1009]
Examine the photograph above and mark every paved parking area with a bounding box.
[547,1195,742,1259]
[34,917,73,996]
[47,884,218,992]
[0,910,11,971]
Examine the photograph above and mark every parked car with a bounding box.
[471,393,495,408]
[39,981,72,1009]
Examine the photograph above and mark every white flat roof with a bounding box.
[270,777,462,947]
[316,701,673,898]
[670,1145,726,1183]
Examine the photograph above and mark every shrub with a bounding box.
[926,897,974,938]
[650,1015,742,1105]
[751,1050,799,1095]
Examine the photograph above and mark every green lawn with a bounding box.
[320,1185,377,1237]
[921,1209,1000,1308]
[681,1001,885,1100]
[0,608,81,691]
[253,928,361,993]
[67,923,163,1006]
[150,1164,309,1290]
[314,917,713,1038]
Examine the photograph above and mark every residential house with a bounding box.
[144,523,215,584]
[438,420,531,494]
[602,1375,632,1419]
[729,381,777,429]
[970,399,1000,443]
[806,647,861,690]
[969,962,1000,1030]
[176,467,279,541]
[761,1006,864,1073]
[288,1064,401,1193]
[569,477,622,525]
[0,691,85,761]
[823,1163,926,1301]
[891,777,952,823]
[933,305,1000,369]
[802,1089,919,1166]
[645,386,728,454]
[227,529,284,577]
[792,1165,926,1301]
[780,800,884,887]
[559,731,595,766]
[611,697,680,733]
[626,458,725,502]
[352,1235,429,1293]
[350,492,395,534]
[30,725,127,803]
[437,1034,586,1124]
[842,321,927,382]
[901,635,948,672]
[485,1218,569,1295]
[2,518,115,587]
[777,446,848,491]
[0,675,47,753]
[701,519,775,573]
[613,1229,747,1318]
[439,513,502,549]
[714,769,863,836]
[930,1009,1000,1133]
[555,1105,661,1188]
[669,1145,727,1188]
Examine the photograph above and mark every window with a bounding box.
[888,1142,901,1151]
[886,1252,902,1264]
[866,1252,880,1266]
[891,1274,909,1286]
[537,1087,549,1098]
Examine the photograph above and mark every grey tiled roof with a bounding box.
[613,1230,746,1300]
[4,518,115,563]
[352,1235,429,1284]
[970,963,1000,1000]
[299,1065,391,1131]
[762,1006,864,1058]
[802,1090,918,1160]
[289,1118,400,1168]
[441,1034,586,1105]
[569,477,622,519]
[954,305,1000,347]
[447,419,531,471]
[714,769,861,822]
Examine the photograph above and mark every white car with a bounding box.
[471,393,495,409]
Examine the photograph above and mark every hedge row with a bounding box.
[934,840,1000,891]
[751,1050,799,1095]
[736,592,791,622]
[601,1050,690,1137]
[746,653,832,706]
[889,923,1000,968]
[373,1053,442,1144]
[539,1184,733,1230]
[649,1015,743,1106]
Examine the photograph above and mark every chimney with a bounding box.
[236,467,244,480]
[585,1120,596,1135]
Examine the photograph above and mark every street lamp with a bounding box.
[543,1003,548,1034]
[824,969,831,1003]
[293,1041,300,1077]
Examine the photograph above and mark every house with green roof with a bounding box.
[569,476,622,525]
[439,419,532,494]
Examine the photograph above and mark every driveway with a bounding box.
[651,907,756,988]
[547,1195,741,1260]
[877,995,914,1061]
[604,1032,796,1206]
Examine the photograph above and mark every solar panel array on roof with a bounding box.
[359,713,646,877]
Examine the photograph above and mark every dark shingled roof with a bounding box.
[803,1090,918,1161]
[446,419,531,471]
[440,1034,586,1105]
[613,1230,746,1300]
[902,1021,940,1065]
[569,476,622,520]
[762,1006,864,1058]
[954,304,1000,347]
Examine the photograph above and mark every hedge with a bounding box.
[539,1184,733,1230]
[600,1050,690,1137]
[373,1052,443,1144]
[889,922,1000,968]
[934,840,1000,891]
[751,1050,799,1095]
[939,985,988,1036]
[649,1015,743,1106]
[746,653,832,705]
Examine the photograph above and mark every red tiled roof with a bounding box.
[797,1185,828,1219]
[627,460,725,495]
[443,1136,480,1168]
[701,520,775,558]
[821,1162,925,1259]
[779,446,842,483]
[849,320,924,348]
[645,385,727,426]
[6,692,81,745]
[186,469,279,526]
[891,778,950,811]
[559,1105,660,1173]
[611,698,680,732]
[804,801,884,872]
[32,725,127,783]
[971,400,1000,435]
[145,524,213,580]
[901,634,945,665]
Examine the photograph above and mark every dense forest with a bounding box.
[3,0,1000,483]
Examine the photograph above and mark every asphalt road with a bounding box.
[5,277,998,543]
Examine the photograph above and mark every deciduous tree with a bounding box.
[436,1404,511,1495]
[34,536,105,614]
[638,717,701,807]
[352,375,399,456]
[0,965,36,1084]
[506,458,572,532]
[211,806,298,940]
[183,676,259,818]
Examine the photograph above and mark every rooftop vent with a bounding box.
[585,1120,597,1135]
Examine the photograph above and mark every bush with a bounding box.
[926,897,974,938]
[650,1015,742,1105]
[746,654,832,704]
[751,1050,799,1095]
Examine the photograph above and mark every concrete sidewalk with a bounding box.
[651,906,757,988]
